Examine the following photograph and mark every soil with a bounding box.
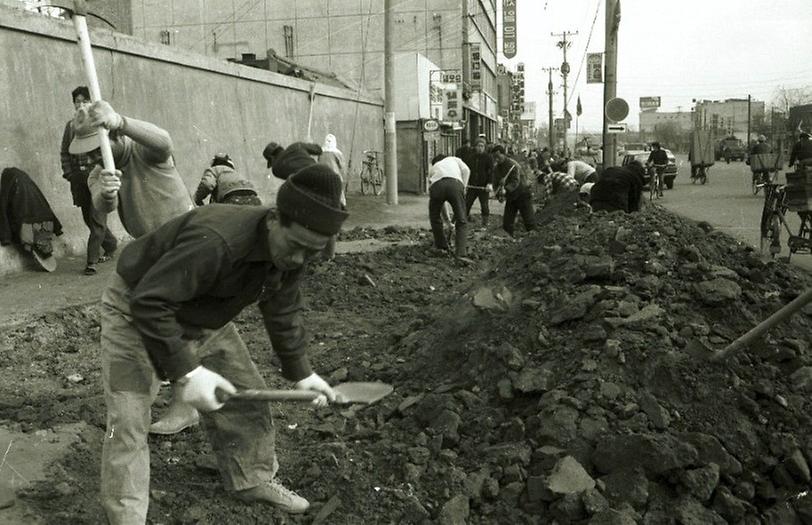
[1,199,811,524]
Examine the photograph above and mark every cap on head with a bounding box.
[491,145,505,155]
[68,106,100,155]
[275,164,348,236]
[211,153,235,169]
[757,135,767,142]
[263,141,283,168]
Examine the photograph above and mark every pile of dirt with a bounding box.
[1,204,811,524]
[363,205,812,524]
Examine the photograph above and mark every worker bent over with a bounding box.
[427,153,470,257]
[99,160,348,523]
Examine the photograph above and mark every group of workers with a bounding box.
[423,136,652,258]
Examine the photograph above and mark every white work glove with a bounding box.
[178,366,236,412]
[485,183,493,195]
[88,100,125,131]
[294,372,336,407]
[92,166,122,200]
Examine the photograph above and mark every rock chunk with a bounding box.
[593,434,698,475]
[546,456,596,495]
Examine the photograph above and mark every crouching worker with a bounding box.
[427,154,470,257]
[194,153,261,206]
[493,145,536,235]
[100,164,348,522]
[589,161,646,213]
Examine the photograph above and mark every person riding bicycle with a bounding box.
[789,132,812,171]
[646,142,668,197]
[747,135,774,185]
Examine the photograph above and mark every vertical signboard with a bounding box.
[470,43,482,91]
[586,53,603,83]
[503,0,517,58]
[442,84,462,121]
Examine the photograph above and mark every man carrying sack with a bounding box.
[99,159,347,522]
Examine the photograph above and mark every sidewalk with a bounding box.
[0,193,503,324]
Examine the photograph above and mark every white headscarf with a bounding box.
[322,133,340,154]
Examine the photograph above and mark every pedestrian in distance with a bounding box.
[194,153,262,206]
[492,145,536,236]
[98,160,348,522]
[646,142,668,197]
[427,153,470,257]
[318,134,348,259]
[60,86,118,275]
[464,138,495,229]
[68,100,199,435]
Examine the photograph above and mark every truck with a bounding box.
[715,136,746,162]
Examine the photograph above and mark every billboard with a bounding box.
[441,84,462,122]
[586,53,603,84]
[503,0,517,58]
[640,96,661,110]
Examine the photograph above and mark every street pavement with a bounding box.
[660,154,811,273]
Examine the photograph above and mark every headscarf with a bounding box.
[322,134,340,154]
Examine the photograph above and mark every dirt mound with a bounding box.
[376,206,812,523]
[2,205,811,524]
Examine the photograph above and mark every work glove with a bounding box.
[294,372,336,407]
[178,366,236,412]
[92,166,122,200]
[485,183,493,195]
[88,100,124,131]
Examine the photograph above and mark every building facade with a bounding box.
[638,110,693,134]
[694,98,766,141]
[126,0,498,141]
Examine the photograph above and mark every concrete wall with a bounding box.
[0,5,382,275]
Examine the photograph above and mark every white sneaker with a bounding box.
[236,480,310,514]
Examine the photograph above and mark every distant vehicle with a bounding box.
[621,149,679,189]
[715,136,746,162]
[620,142,651,154]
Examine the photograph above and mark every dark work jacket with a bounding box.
[750,142,771,155]
[495,157,532,201]
[589,167,643,213]
[647,149,668,165]
[790,138,812,166]
[0,167,64,247]
[116,205,311,382]
[272,142,323,180]
[466,152,494,188]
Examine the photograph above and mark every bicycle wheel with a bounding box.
[759,187,779,256]
[699,168,707,185]
[372,167,384,196]
[752,173,760,195]
[359,166,371,195]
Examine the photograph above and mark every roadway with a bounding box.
[657,154,811,273]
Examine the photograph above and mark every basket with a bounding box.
[786,171,812,186]
[750,153,783,172]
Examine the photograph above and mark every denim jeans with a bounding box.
[100,273,278,524]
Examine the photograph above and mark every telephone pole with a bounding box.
[384,0,398,204]
[602,0,620,168]
[542,67,559,151]
[553,30,577,156]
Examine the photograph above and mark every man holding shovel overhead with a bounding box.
[69,100,203,435]
[99,157,347,521]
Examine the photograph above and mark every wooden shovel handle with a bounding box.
[216,388,320,403]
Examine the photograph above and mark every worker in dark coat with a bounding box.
[588,162,645,213]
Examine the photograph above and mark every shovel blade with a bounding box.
[333,382,393,405]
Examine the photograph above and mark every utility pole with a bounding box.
[384,0,398,204]
[746,94,752,148]
[602,0,620,168]
[542,67,559,151]
[553,30,577,156]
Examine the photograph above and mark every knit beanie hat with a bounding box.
[276,164,348,235]
[263,142,283,168]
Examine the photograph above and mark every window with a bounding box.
[283,25,294,58]
[160,29,171,45]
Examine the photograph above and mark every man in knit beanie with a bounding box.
[98,164,348,521]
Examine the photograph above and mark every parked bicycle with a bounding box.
[358,150,384,196]
[759,180,812,261]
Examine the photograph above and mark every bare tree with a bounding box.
[771,85,812,113]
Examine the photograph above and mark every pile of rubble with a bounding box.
[369,205,812,524]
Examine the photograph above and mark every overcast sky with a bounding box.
[497,0,812,132]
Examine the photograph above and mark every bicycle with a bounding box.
[359,150,384,196]
[751,170,776,195]
[649,164,666,201]
[759,179,812,261]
